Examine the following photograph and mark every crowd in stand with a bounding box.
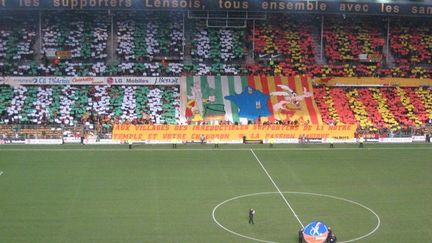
[0,85,180,131]
[190,21,246,75]
[1,83,431,135]
[1,12,432,135]
[115,12,184,76]
[0,14,37,76]
[249,15,315,76]
[1,13,431,78]
[314,86,432,132]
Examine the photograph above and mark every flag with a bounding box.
[183,76,322,124]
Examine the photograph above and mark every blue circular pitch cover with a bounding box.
[303,221,329,243]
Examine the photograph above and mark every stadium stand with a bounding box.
[0,85,180,127]
[1,10,432,138]
[314,86,432,132]
[248,14,316,76]
[0,12,431,78]
[390,19,432,66]
[115,12,184,76]
[324,16,384,64]
[2,78,432,136]
[314,86,357,126]
[39,12,109,76]
[0,14,37,76]
[389,18,432,79]
[191,20,246,75]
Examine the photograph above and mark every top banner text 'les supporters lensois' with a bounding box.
[1,0,432,17]
[112,124,357,141]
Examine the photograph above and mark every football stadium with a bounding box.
[1,0,432,242]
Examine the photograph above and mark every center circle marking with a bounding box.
[212,191,380,243]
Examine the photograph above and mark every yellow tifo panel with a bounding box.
[112,124,356,142]
[315,77,432,87]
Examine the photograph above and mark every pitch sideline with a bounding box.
[0,146,431,152]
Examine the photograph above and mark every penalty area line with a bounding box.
[250,149,304,228]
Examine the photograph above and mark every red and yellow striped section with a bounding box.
[395,87,422,126]
[416,87,432,119]
[247,76,322,124]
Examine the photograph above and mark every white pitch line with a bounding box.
[0,171,3,176]
[250,149,304,228]
[0,147,431,152]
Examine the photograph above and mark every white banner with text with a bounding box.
[4,76,180,86]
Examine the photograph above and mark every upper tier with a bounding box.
[1,12,431,78]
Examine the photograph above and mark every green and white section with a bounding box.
[183,76,248,123]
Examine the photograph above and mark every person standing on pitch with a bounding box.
[328,137,334,148]
[249,208,255,224]
[359,136,365,148]
[298,228,304,242]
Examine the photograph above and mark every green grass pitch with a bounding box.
[0,144,431,242]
